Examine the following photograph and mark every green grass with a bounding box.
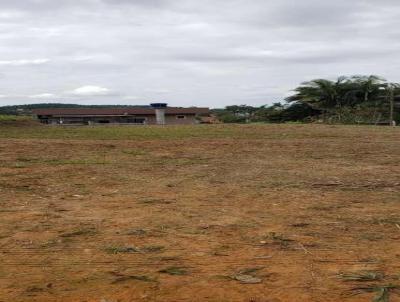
[141,245,165,253]
[0,115,32,122]
[44,159,109,165]
[111,274,156,283]
[60,227,98,238]
[1,122,398,141]
[351,284,400,302]
[122,149,148,156]
[5,158,110,168]
[105,246,140,254]
[158,266,188,276]
[340,271,384,282]
[0,123,239,140]
[104,245,164,254]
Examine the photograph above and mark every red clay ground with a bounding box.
[0,123,399,302]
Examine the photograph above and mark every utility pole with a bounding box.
[388,84,395,127]
[384,84,396,126]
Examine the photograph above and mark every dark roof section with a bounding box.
[32,107,209,116]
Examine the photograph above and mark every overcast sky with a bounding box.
[0,0,399,108]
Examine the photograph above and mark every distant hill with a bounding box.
[0,103,151,115]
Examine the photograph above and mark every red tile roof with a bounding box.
[32,107,209,116]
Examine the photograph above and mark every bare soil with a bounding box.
[0,123,399,302]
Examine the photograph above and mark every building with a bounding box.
[32,103,210,125]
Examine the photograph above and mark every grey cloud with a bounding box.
[0,0,399,107]
[101,0,172,8]
[0,59,49,66]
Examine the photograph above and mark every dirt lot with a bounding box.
[0,123,399,302]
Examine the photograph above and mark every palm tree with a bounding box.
[286,75,395,122]
[350,75,387,123]
[285,77,349,120]
[350,75,386,103]
[380,82,400,125]
[350,75,386,109]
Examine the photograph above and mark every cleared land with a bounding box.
[0,122,399,302]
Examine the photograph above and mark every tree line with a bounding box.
[0,103,151,115]
[214,75,400,124]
